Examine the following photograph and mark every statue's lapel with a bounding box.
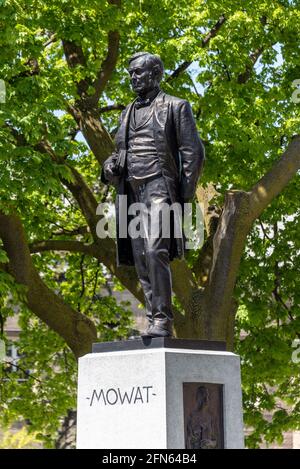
[154,92,169,128]
[115,100,135,149]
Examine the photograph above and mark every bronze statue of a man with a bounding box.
[101,52,205,338]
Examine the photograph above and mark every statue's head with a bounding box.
[127,52,164,96]
[195,386,209,411]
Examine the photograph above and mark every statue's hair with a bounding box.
[128,52,164,82]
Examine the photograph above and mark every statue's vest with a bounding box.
[126,103,161,179]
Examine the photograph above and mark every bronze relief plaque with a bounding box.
[183,382,224,449]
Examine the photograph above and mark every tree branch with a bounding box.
[92,30,120,103]
[67,104,115,165]
[43,33,57,48]
[237,17,273,84]
[52,225,89,237]
[199,136,300,343]
[201,190,250,343]
[166,14,226,82]
[30,240,95,255]
[8,58,40,84]
[62,39,90,97]
[99,103,125,114]
[237,47,264,84]
[192,185,221,286]
[62,1,120,104]
[249,135,300,222]
[171,259,198,311]
[5,125,139,303]
[0,212,97,358]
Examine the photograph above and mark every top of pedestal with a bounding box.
[92,337,226,354]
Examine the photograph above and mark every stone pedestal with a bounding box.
[76,338,244,449]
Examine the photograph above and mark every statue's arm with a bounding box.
[100,108,127,186]
[174,100,205,202]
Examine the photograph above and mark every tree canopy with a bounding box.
[0,0,300,448]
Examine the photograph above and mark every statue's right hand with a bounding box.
[104,161,118,180]
[101,153,121,187]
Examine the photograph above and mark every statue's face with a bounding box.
[128,56,158,96]
[196,388,209,410]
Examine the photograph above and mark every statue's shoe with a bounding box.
[141,322,153,337]
[145,318,173,338]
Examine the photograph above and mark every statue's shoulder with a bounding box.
[122,102,132,114]
[159,91,189,108]
[118,101,134,123]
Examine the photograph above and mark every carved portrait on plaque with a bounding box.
[183,383,224,449]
